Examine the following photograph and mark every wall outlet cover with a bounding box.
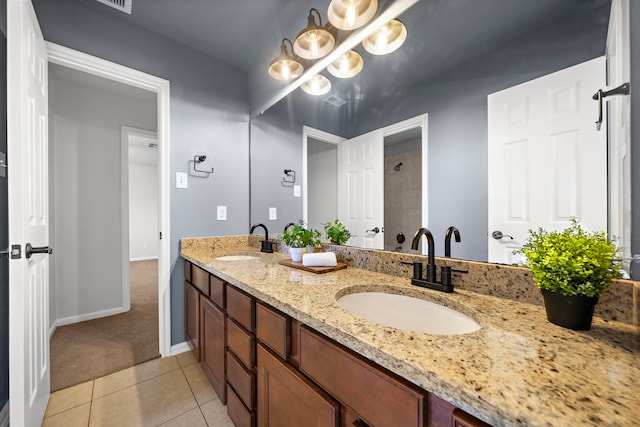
[217,206,227,220]
[294,185,301,197]
[176,172,188,189]
[269,207,277,220]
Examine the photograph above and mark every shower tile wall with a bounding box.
[384,149,421,251]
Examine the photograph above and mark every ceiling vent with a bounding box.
[95,0,132,14]
[323,95,347,107]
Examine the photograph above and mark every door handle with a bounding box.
[491,231,513,240]
[25,243,53,259]
[366,227,380,234]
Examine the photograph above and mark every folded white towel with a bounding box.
[302,252,337,267]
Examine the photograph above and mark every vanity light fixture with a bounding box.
[327,0,378,31]
[268,38,304,81]
[294,8,336,60]
[362,19,407,55]
[327,50,364,78]
[300,74,332,96]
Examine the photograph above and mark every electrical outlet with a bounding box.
[217,206,227,220]
[176,172,188,189]
[269,207,277,220]
[294,185,301,197]
[143,242,149,249]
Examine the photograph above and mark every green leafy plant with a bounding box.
[515,218,621,297]
[323,219,351,245]
[281,224,321,248]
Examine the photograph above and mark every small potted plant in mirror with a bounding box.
[281,224,321,262]
[323,219,351,246]
[516,218,621,330]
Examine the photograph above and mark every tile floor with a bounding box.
[42,351,235,427]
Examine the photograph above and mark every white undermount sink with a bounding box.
[214,255,259,261]
[337,292,481,335]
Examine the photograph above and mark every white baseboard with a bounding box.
[170,342,190,356]
[55,306,129,327]
[49,320,58,339]
[130,256,159,262]
[0,401,9,427]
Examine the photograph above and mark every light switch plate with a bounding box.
[176,172,188,189]
[217,206,227,221]
[294,185,301,197]
[269,207,277,220]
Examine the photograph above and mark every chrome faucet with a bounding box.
[444,226,461,258]
[250,223,273,253]
[406,227,454,293]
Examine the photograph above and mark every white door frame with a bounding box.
[382,113,429,249]
[301,126,346,225]
[47,43,172,357]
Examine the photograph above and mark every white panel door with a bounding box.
[488,57,606,263]
[606,0,631,265]
[338,129,384,249]
[7,0,51,425]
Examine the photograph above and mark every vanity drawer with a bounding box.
[256,302,290,360]
[299,326,427,427]
[191,264,210,296]
[209,275,225,308]
[227,319,255,368]
[184,260,191,282]
[227,285,255,331]
[227,386,254,427]
[227,351,256,409]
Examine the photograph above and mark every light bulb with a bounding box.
[281,63,291,80]
[346,2,356,27]
[308,32,319,57]
[375,24,389,50]
[339,53,350,74]
[311,76,320,92]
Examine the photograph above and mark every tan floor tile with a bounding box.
[89,369,197,427]
[42,402,91,427]
[157,407,207,427]
[176,350,197,368]
[45,380,94,417]
[200,399,234,427]
[182,363,216,405]
[93,356,180,399]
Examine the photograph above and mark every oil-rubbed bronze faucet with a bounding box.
[250,223,273,253]
[444,226,461,257]
[402,227,454,293]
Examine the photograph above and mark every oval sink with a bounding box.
[337,292,481,335]
[214,255,259,261]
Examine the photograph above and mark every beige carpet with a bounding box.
[50,260,160,391]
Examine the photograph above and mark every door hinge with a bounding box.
[159,232,162,240]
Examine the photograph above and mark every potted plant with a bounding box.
[516,218,621,330]
[323,219,351,245]
[281,224,321,261]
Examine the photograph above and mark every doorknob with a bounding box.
[491,231,513,240]
[25,243,53,259]
[366,227,380,234]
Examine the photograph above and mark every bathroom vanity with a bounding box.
[181,236,639,427]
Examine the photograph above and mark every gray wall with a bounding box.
[33,0,250,345]
[0,0,8,411]
[308,140,338,238]
[631,0,639,279]
[49,68,156,324]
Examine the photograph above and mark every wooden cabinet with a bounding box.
[257,343,339,427]
[184,281,200,361]
[200,296,226,403]
[451,409,492,427]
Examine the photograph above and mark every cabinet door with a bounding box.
[201,296,226,403]
[451,409,492,427]
[257,344,338,427]
[184,281,200,361]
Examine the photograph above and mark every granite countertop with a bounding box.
[181,241,639,427]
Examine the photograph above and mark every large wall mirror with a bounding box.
[250,0,637,278]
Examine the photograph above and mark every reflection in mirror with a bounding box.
[250,0,637,278]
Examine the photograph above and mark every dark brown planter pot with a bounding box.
[541,289,599,331]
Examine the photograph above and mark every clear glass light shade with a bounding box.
[327,0,378,30]
[294,9,336,59]
[362,19,407,55]
[268,39,304,81]
[327,50,364,78]
[300,74,332,96]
